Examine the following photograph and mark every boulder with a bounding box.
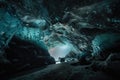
[0,36,55,78]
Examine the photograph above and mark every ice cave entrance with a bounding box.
[49,43,72,63]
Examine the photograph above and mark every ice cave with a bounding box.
[0,0,120,80]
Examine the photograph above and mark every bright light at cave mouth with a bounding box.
[49,43,72,62]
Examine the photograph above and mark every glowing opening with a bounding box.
[49,43,72,62]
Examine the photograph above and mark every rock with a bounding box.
[103,53,120,77]
[89,53,120,79]
[11,62,113,80]
[0,36,55,78]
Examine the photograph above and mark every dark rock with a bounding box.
[11,62,113,80]
[59,57,65,63]
[0,36,55,78]
[103,53,120,77]
[89,53,120,80]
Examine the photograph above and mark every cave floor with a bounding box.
[10,61,115,80]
